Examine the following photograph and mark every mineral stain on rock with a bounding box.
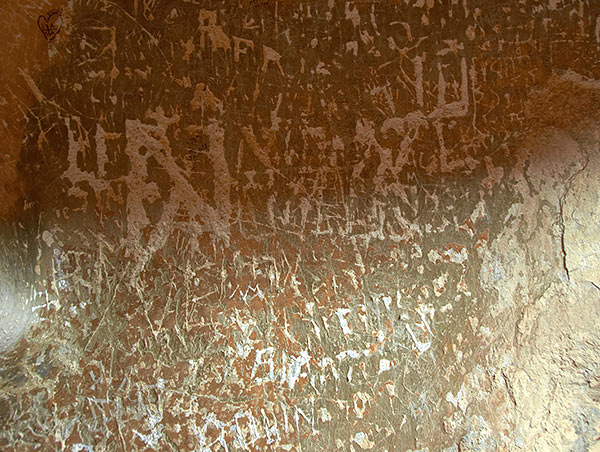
[0,1,599,451]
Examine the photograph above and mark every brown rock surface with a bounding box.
[0,1,599,451]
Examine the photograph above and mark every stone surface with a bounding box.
[0,1,599,451]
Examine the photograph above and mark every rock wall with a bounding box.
[0,1,599,451]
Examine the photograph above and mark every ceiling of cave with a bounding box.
[0,1,599,451]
